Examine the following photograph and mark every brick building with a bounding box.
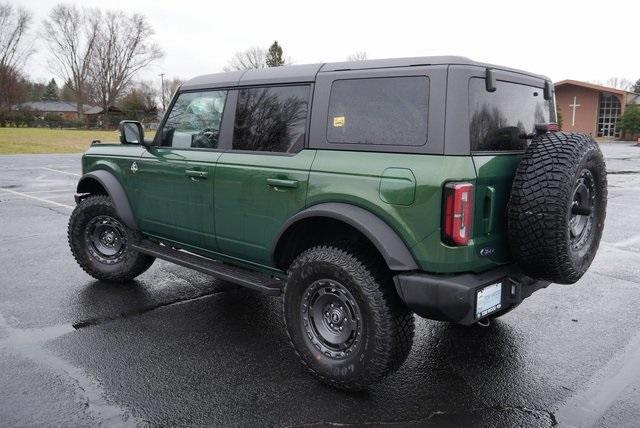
[555,80,640,138]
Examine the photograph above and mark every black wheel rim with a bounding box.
[569,169,596,250]
[301,279,362,359]
[84,215,128,264]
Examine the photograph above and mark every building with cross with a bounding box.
[555,80,640,139]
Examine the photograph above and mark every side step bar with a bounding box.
[132,240,283,295]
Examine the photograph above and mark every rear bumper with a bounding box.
[393,265,550,325]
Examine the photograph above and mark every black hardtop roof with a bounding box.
[181,56,549,90]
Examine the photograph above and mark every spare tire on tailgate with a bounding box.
[508,132,607,284]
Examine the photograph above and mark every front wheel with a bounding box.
[283,245,415,391]
[68,195,154,282]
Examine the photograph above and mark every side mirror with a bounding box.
[119,120,144,145]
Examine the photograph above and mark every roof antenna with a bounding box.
[485,68,496,92]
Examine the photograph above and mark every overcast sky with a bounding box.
[17,0,640,87]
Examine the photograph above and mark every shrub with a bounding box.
[44,113,64,128]
[618,105,640,138]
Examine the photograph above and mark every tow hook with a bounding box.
[476,318,491,328]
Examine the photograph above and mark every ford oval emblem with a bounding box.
[480,246,495,257]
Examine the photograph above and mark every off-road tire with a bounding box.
[508,132,607,284]
[68,195,154,282]
[283,244,415,391]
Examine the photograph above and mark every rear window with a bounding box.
[327,76,429,146]
[469,78,555,152]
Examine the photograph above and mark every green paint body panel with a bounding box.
[82,144,145,198]
[307,150,514,273]
[132,147,220,250]
[379,168,416,206]
[81,143,521,276]
[470,153,524,265]
[213,150,316,266]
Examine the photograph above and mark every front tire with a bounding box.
[283,245,414,390]
[68,195,154,282]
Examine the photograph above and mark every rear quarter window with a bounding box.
[469,78,555,152]
[327,76,429,146]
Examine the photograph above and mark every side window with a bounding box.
[469,78,556,152]
[232,85,309,153]
[159,90,227,149]
[327,76,429,146]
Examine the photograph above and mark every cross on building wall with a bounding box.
[569,96,580,127]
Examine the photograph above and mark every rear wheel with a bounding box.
[68,195,154,282]
[283,245,414,391]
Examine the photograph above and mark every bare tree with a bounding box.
[346,51,368,61]
[0,3,32,70]
[42,4,100,117]
[162,76,184,106]
[224,47,267,71]
[605,77,634,91]
[90,10,163,126]
[0,3,33,107]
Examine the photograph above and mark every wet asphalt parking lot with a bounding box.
[0,143,639,427]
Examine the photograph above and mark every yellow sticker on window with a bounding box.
[333,116,345,127]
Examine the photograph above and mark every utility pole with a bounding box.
[159,73,166,111]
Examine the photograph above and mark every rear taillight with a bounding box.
[442,182,474,246]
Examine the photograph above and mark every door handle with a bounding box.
[266,178,298,189]
[185,169,208,179]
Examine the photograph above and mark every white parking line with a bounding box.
[557,331,640,427]
[23,189,75,195]
[0,188,74,209]
[40,167,80,177]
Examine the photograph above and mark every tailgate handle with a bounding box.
[483,187,496,233]
[267,178,298,189]
[185,169,208,179]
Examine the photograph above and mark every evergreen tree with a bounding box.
[42,79,60,101]
[265,41,285,67]
[61,79,75,101]
[633,78,640,94]
[618,105,640,137]
[28,82,46,102]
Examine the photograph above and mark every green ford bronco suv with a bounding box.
[68,56,607,390]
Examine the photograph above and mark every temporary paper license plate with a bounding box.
[476,282,502,318]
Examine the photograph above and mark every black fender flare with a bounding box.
[76,170,138,230]
[273,202,419,271]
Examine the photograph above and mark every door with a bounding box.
[214,85,314,266]
[131,89,229,251]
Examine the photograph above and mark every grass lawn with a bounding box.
[0,128,122,154]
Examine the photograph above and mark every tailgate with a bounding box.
[472,154,523,264]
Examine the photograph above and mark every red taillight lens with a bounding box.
[442,182,474,246]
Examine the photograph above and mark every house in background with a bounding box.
[555,80,640,139]
[14,100,102,121]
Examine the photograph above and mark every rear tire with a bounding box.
[283,245,414,391]
[508,133,607,284]
[68,195,154,282]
